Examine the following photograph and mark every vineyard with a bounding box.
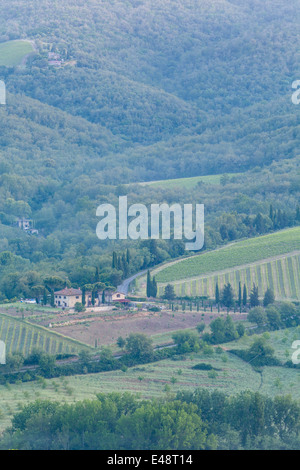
[0,313,90,357]
[156,252,300,301]
[136,228,300,300]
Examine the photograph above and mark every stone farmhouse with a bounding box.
[54,288,127,309]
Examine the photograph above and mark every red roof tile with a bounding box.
[54,288,82,296]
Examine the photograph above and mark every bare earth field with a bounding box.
[0,303,247,348]
[50,309,247,346]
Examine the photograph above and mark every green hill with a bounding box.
[143,228,300,300]
[0,0,299,182]
[0,0,298,302]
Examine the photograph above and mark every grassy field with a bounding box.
[0,40,34,66]
[0,312,91,357]
[136,228,300,300]
[139,172,241,189]
[155,228,300,283]
[1,326,300,433]
[156,252,300,301]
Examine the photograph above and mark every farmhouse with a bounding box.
[54,288,84,308]
[102,291,127,303]
[54,288,128,309]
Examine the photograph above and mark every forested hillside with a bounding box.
[0,0,299,300]
[0,0,299,181]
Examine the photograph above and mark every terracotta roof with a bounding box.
[54,288,82,296]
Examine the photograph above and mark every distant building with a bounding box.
[48,52,63,67]
[54,288,84,308]
[48,60,62,67]
[54,288,128,309]
[100,291,127,303]
[48,52,61,60]
[16,218,39,235]
[17,217,33,230]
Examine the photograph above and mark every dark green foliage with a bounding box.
[163,284,176,301]
[125,333,154,361]
[215,283,220,305]
[0,0,297,303]
[146,270,157,298]
[221,283,234,309]
[230,337,280,367]
[172,330,200,354]
[250,284,260,308]
[205,315,239,344]
[3,389,300,450]
[248,307,267,327]
[263,288,275,307]
[243,284,248,307]
[192,363,220,371]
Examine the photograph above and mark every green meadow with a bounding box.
[1,326,300,433]
[0,40,34,66]
[139,173,241,190]
[154,227,300,284]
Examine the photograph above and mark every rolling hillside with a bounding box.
[0,0,299,183]
[0,312,90,357]
[139,228,300,300]
[157,252,300,301]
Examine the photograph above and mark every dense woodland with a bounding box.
[1,390,300,450]
[0,0,298,299]
[0,0,299,451]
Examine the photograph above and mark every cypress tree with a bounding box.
[82,286,86,306]
[152,276,158,298]
[50,289,55,307]
[215,283,220,305]
[263,287,275,307]
[221,283,234,310]
[43,288,48,306]
[146,270,152,298]
[238,282,242,307]
[243,284,247,307]
[250,284,260,307]
[112,251,118,269]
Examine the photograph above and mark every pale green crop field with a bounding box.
[155,227,300,284]
[139,172,242,189]
[156,252,300,301]
[0,40,34,66]
[1,327,300,433]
